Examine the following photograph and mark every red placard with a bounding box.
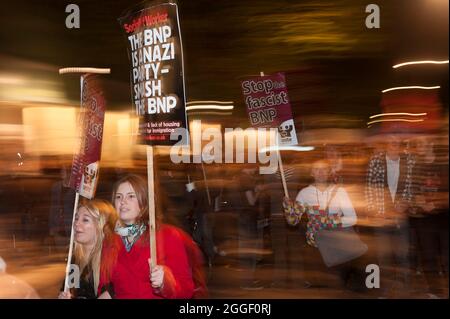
[68,74,106,199]
[241,72,298,146]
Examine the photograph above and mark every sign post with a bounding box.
[120,1,188,270]
[241,71,297,198]
[59,67,110,293]
[146,146,157,270]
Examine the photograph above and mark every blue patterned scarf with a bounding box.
[115,223,147,252]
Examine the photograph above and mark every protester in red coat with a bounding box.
[99,174,194,299]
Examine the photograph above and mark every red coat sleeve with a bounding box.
[155,226,194,299]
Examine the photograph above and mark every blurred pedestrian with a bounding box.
[365,134,415,296]
[234,165,265,290]
[284,158,360,290]
[411,135,448,298]
[264,154,306,289]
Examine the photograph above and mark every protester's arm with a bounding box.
[336,187,357,227]
[282,191,306,221]
[151,230,194,299]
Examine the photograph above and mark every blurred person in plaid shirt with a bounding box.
[365,134,415,296]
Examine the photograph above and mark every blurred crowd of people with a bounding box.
[199,132,448,298]
[0,130,448,299]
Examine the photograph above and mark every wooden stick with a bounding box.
[59,66,109,292]
[147,146,157,271]
[59,67,111,74]
[277,149,289,199]
[260,71,289,199]
[64,192,80,292]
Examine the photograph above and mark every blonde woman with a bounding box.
[58,199,118,299]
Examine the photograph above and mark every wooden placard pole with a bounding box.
[64,192,79,292]
[260,71,289,199]
[277,149,289,199]
[147,146,157,271]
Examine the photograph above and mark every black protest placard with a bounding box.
[119,2,188,145]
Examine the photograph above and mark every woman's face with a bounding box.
[74,207,97,246]
[114,182,141,225]
[311,161,330,184]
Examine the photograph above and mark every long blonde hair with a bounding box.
[73,199,117,296]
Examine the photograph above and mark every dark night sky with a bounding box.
[0,0,448,127]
